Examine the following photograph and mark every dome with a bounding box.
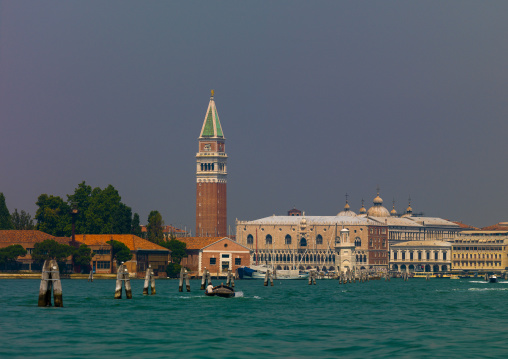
[337,201,357,217]
[366,190,390,217]
[390,207,397,216]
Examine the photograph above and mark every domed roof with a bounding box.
[337,201,357,217]
[359,199,367,214]
[390,200,397,216]
[366,190,390,217]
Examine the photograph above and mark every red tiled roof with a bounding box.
[449,221,480,230]
[481,222,508,231]
[0,230,70,245]
[176,237,224,250]
[74,234,170,252]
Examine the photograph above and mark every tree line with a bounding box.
[1,183,187,276]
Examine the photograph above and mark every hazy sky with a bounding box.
[1,1,507,230]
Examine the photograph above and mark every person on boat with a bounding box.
[206,283,214,294]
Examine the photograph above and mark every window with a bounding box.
[316,235,323,245]
[355,238,361,247]
[96,261,110,269]
[247,234,253,245]
[300,238,307,246]
[210,258,216,265]
[265,235,272,245]
[285,235,292,245]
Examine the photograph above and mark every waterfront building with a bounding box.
[196,90,228,237]
[75,234,171,275]
[178,237,251,276]
[389,240,452,273]
[0,230,72,271]
[236,215,388,271]
[451,230,508,273]
[359,191,462,244]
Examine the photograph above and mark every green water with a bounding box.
[0,278,507,358]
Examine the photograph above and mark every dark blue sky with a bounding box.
[1,1,507,230]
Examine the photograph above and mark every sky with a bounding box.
[1,1,507,230]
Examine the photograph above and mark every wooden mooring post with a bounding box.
[201,268,212,290]
[226,270,235,287]
[143,265,156,295]
[88,270,93,282]
[308,270,317,285]
[38,259,63,307]
[264,269,274,286]
[179,267,190,292]
[114,263,132,299]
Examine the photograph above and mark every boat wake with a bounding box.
[235,291,244,297]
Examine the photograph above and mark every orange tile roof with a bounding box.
[176,237,224,250]
[450,221,480,230]
[0,230,70,245]
[481,222,508,231]
[74,234,170,252]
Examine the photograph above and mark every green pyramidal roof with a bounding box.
[199,95,224,138]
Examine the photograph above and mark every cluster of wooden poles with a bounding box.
[37,260,156,307]
[178,267,235,292]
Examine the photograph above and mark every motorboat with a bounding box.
[205,284,235,298]
[488,275,498,283]
[237,265,309,280]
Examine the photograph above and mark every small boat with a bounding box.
[237,265,309,280]
[450,275,460,280]
[205,284,235,298]
[488,275,498,283]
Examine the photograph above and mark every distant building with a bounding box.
[236,214,388,271]
[141,225,190,239]
[177,237,251,276]
[0,230,72,271]
[390,240,452,273]
[196,90,228,237]
[451,230,508,273]
[75,234,171,275]
[358,190,462,244]
[288,208,302,216]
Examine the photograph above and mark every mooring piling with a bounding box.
[143,265,155,295]
[226,270,235,287]
[264,269,274,286]
[88,270,93,282]
[38,259,63,307]
[200,268,212,290]
[308,270,317,285]
[179,267,190,292]
[114,263,132,299]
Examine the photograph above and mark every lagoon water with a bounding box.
[1,278,507,358]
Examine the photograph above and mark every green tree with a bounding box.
[160,237,187,264]
[0,244,27,267]
[35,195,71,236]
[66,181,92,234]
[11,209,35,230]
[32,239,74,264]
[146,210,164,244]
[72,244,94,272]
[131,213,142,237]
[83,185,132,234]
[107,240,132,265]
[0,193,13,229]
[165,263,182,278]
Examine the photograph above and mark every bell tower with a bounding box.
[196,90,227,237]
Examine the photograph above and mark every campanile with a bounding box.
[196,90,227,237]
